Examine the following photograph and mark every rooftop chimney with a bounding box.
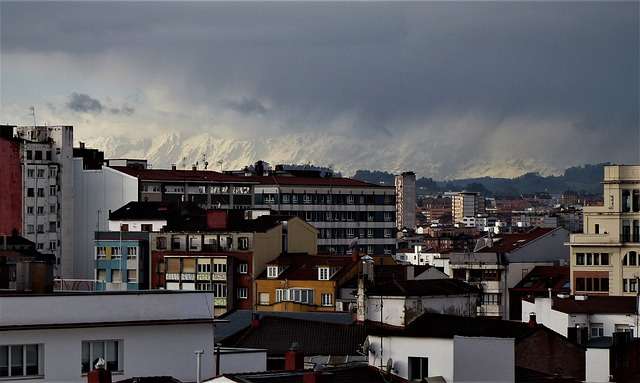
[192,165,197,171]
[251,313,260,329]
[528,313,537,328]
[284,342,304,371]
[171,164,177,171]
[79,141,85,149]
[87,359,112,383]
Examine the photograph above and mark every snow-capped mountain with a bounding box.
[81,132,562,178]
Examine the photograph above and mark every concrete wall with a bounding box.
[107,220,166,232]
[453,336,515,383]
[0,292,214,326]
[73,162,138,279]
[0,323,215,383]
[521,298,570,337]
[367,335,454,381]
[218,349,267,374]
[586,348,610,383]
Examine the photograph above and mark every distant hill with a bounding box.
[353,163,608,197]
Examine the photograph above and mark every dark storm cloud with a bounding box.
[67,93,102,114]
[110,105,135,116]
[223,97,267,116]
[2,1,638,172]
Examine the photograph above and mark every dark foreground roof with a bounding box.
[222,316,366,356]
[367,312,538,340]
[116,377,183,383]
[511,266,570,292]
[367,278,479,297]
[217,364,407,383]
[258,254,357,281]
[551,296,637,314]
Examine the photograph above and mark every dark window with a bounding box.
[156,237,167,250]
[45,151,51,161]
[26,150,32,160]
[27,188,34,197]
[601,253,609,265]
[141,224,152,232]
[37,188,45,197]
[408,357,428,381]
[576,253,585,265]
[595,224,599,234]
[586,278,593,291]
[34,151,42,160]
[120,224,129,232]
[601,278,609,292]
[575,278,585,291]
[633,190,640,212]
[622,190,631,212]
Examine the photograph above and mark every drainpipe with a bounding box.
[194,350,203,383]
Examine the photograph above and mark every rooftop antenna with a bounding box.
[202,153,208,170]
[181,157,187,170]
[217,159,224,172]
[29,106,36,127]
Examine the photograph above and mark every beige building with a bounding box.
[451,191,484,226]
[569,165,640,296]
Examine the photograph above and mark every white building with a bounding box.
[72,158,138,280]
[395,171,416,231]
[521,295,639,339]
[14,126,74,278]
[394,245,451,276]
[0,292,219,382]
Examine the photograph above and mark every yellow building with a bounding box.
[255,253,359,312]
[569,165,640,296]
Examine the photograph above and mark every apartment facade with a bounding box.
[94,231,149,291]
[569,165,640,296]
[0,126,22,236]
[451,191,485,225]
[395,171,416,231]
[111,165,397,256]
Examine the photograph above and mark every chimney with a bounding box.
[87,366,112,383]
[192,165,197,171]
[171,164,177,171]
[528,313,537,328]
[251,313,260,329]
[284,342,304,371]
[79,141,85,149]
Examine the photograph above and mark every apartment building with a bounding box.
[111,164,397,256]
[255,253,359,312]
[0,234,54,293]
[569,165,640,296]
[451,191,485,225]
[94,231,149,291]
[0,127,22,236]
[395,171,416,231]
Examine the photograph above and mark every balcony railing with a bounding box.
[197,272,211,281]
[181,273,195,281]
[166,273,180,281]
[621,234,640,243]
[211,272,226,281]
[213,297,227,307]
[570,234,620,245]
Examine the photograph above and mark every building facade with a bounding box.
[94,231,149,291]
[395,171,416,231]
[0,126,22,236]
[451,191,485,225]
[569,165,640,296]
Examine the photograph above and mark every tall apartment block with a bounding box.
[451,191,485,226]
[569,165,640,296]
[1,126,75,278]
[110,164,397,255]
[395,171,416,231]
[0,126,22,235]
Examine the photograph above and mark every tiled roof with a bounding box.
[110,166,383,188]
[223,316,366,356]
[367,278,479,297]
[511,266,570,292]
[551,296,638,314]
[258,254,357,281]
[367,312,538,340]
[474,227,556,253]
[216,365,407,383]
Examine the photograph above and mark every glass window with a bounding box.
[622,190,631,212]
[601,253,609,265]
[575,278,585,291]
[238,287,248,299]
[10,345,22,377]
[82,340,120,373]
[590,324,604,338]
[586,253,592,265]
[111,270,122,283]
[318,267,330,280]
[238,263,248,274]
[321,293,333,306]
[408,357,428,381]
[267,266,279,278]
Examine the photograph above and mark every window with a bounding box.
[49,241,56,251]
[622,190,632,212]
[346,228,354,239]
[49,168,56,178]
[127,270,137,282]
[0,344,41,377]
[289,288,314,304]
[321,293,333,306]
[49,186,56,196]
[81,340,120,373]
[49,204,56,214]
[318,267,330,280]
[586,253,592,265]
[594,224,600,234]
[127,247,137,258]
[623,279,629,292]
[281,194,290,204]
[482,293,501,305]
[36,243,44,250]
[276,289,285,302]
[347,195,354,204]
[96,247,106,257]
[238,287,248,299]
[27,188,34,197]
[156,237,167,250]
[34,151,42,160]
[49,222,56,233]
[97,269,106,282]
[384,229,392,238]
[27,206,34,215]
[408,357,428,381]
[623,251,637,266]
[238,263,248,274]
[601,253,609,265]
[197,262,211,273]
[213,262,227,273]
[590,323,604,338]
[35,206,43,214]
[367,229,374,238]
[37,188,44,197]
[238,237,249,250]
[36,224,44,233]
[303,194,312,204]
[259,293,270,305]
[36,169,45,178]
[196,283,211,291]
[26,150,32,160]
[267,266,279,278]
[575,278,585,291]
[27,169,34,178]
[111,270,122,283]
[45,151,51,161]
[111,246,121,256]
[630,279,637,293]
[213,283,227,298]
[292,194,298,204]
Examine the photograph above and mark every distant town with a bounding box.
[1,124,638,382]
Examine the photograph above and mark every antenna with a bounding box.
[202,153,208,170]
[217,159,224,172]
[29,106,36,127]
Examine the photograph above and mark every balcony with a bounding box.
[165,273,180,281]
[181,273,195,281]
[211,272,226,281]
[620,234,640,244]
[213,297,227,307]
[570,234,620,245]
[197,272,211,281]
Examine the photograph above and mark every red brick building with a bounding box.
[0,126,22,235]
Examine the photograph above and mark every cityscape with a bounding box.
[1,2,639,383]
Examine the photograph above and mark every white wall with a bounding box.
[585,348,610,383]
[521,298,569,337]
[367,336,454,381]
[0,292,214,326]
[366,296,406,326]
[453,336,515,383]
[108,220,166,232]
[218,349,267,375]
[0,323,215,383]
[73,161,138,279]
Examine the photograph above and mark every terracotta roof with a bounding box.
[511,266,570,293]
[223,316,366,356]
[259,254,357,281]
[367,278,479,297]
[474,227,557,253]
[551,296,638,314]
[110,166,383,188]
[367,312,539,340]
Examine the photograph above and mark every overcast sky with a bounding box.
[1,2,638,178]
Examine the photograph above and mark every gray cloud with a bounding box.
[2,2,638,177]
[109,105,135,116]
[67,93,102,114]
[223,97,267,116]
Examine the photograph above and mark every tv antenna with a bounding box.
[217,159,224,172]
[29,106,37,127]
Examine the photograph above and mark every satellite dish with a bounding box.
[386,358,394,373]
